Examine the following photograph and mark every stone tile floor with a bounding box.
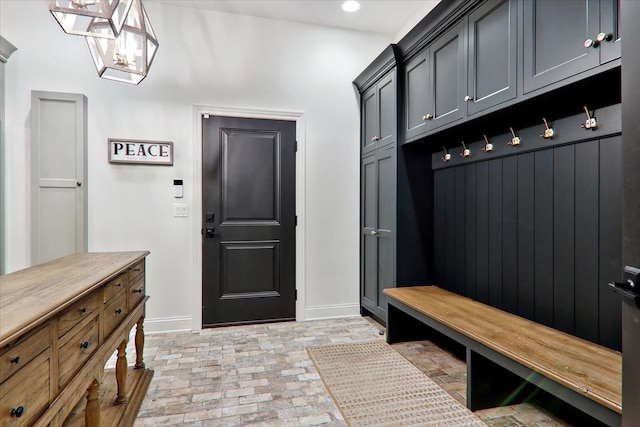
[128,317,570,426]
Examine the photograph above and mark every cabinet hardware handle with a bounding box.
[482,135,493,152]
[133,267,141,272]
[371,230,378,236]
[79,307,87,313]
[441,146,451,162]
[76,182,82,187]
[584,38,597,48]
[10,356,20,364]
[596,32,612,42]
[459,141,470,158]
[422,114,433,120]
[540,118,555,139]
[10,406,24,418]
[80,341,90,349]
[464,95,474,102]
[134,289,144,294]
[371,136,380,142]
[508,127,521,146]
[115,308,122,314]
[581,106,598,130]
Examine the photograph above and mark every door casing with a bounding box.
[193,105,306,330]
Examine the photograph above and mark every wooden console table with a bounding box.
[0,252,153,426]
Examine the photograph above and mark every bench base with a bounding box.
[387,300,620,427]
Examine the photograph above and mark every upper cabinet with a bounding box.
[466,0,517,115]
[404,21,466,141]
[523,0,620,93]
[362,70,397,155]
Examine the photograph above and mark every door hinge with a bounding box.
[295,215,298,226]
[295,141,298,152]
[295,289,298,301]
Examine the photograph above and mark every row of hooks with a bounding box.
[441,106,598,162]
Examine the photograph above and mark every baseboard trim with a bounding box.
[305,303,361,321]
[145,316,192,334]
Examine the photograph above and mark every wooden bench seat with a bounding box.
[384,286,622,426]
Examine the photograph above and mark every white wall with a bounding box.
[0,1,392,331]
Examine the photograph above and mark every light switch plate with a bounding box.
[174,204,188,217]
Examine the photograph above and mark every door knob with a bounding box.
[206,227,216,238]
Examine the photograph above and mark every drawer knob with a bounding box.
[80,341,90,349]
[422,114,433,120]
[80,307,87,313]
[117,282,122,287]
[134,289,144,294]
[10,406,24,417]
[115,308,122,314]
[10,356,20,364]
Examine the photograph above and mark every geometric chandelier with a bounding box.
[47,0,134,39]
[84,0,158,84]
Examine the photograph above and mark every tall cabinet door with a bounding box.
[599,0,621,64]
[404,49,431,141]
[361,71,397,155]
[431,20,466,129]
[523,0,600,93]
[466,0,517,115]
[361,146,396,322]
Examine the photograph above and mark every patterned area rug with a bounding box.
[307,340,487,427]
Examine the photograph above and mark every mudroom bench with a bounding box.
[384,286,622,426]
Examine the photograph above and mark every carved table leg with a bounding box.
[85,379,101,427]
[116,339,128,404]
[135,316,145,369]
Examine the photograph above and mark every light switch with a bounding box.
[174,204,188,217]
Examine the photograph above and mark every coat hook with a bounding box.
[581,106,597,130]
[441,146,451,162]
[481,135,493,152]
[508,127,521,146]
[459,141,470,158]
[540,118,555,139]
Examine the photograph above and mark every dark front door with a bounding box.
[202,115,296,327]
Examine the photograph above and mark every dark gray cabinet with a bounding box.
[404,21,466,141]
[362,71,397,155]
[466,0,517,115]
[523,0,620,93]
[361,145,396,321]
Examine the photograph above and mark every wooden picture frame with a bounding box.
[108,139,173,165]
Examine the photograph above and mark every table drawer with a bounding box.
[58,293,99,338]
[58,317,99,389]
[103,272,128,304]
[104,293,128,339]
[128,260,145,284]
[0,324,50,384]
[0,356,50,427]
[128,275,145,310]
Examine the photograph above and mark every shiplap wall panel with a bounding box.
[433,136,622,350]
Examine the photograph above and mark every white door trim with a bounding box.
[192,105,306,330]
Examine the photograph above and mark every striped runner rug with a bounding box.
[307,340,487,427]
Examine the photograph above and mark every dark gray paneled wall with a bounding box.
[433,136,622,350]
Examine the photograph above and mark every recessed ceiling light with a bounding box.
[342,1,360,13]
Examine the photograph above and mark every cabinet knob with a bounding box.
[371,136,380,142]
[422,114,433,120]
[10,406,24,418]
[371,230,378,236]
[134,288,144,294]
[80,341,90,349]
[596,32,612,42]
[115,308,122,315]
[10,356,20,364]
[79,307,87,313]
[464,95,474,102]
[584,38,597,48]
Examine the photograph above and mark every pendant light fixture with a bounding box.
[85,0,158,84]
[47,0,133,39]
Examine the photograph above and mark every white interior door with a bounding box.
[31,91,87,265]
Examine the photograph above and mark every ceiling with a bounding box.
[154,0,441,37]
